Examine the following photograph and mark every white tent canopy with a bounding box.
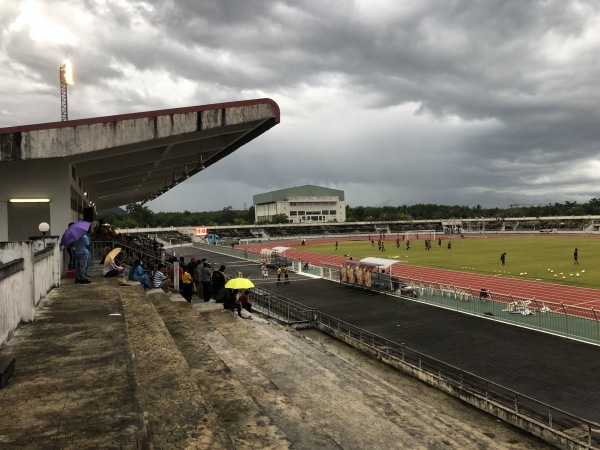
[359,257,399,270]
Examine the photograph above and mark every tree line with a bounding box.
[99,198,600,228]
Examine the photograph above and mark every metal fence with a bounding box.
[91,239,173,274]
[321,263,600,345]
[193,243,600,345]
[247,290,599,449]
[192,243,262,263]
[182,243,600,447]
[249,287,316,327]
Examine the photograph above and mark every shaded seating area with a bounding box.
[154,230,192,245]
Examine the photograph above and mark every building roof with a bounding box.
[253,185,344,205]
[0,98,279,209]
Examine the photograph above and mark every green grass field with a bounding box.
[299,236,600,289]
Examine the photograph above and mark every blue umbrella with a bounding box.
[60,220,92,246]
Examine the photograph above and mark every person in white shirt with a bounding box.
[153,264,170,292]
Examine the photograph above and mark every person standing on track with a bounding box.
[261,263,268,280]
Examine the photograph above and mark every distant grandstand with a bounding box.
[116,215,600,242]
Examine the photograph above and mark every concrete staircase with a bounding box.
[122,287,552,449]
[0,274,552,449]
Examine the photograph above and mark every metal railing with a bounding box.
[408,278,600,345]
[178,242,600,447]
[193,243,600,345]
[192,242,262,263]
[91,239,173,274]
[249,287,316,326]
[247,291,599,449]
[321,264,600,346]
[193,242,318,277]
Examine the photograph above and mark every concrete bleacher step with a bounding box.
[199,307,512,449]
[0,277,150,449]
[119,286,236,449]
[149,295,307,449]
[150,296,544,449]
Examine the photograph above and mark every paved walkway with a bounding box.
[0,268,556,448]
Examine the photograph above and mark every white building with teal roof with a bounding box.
[253,185,346,224]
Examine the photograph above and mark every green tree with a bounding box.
[271,214,289,224]
[245,206,256,224]
[125,203,156,227]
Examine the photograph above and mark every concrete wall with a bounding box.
[0,238,61,346]
[255,202,284,223]
[0,159,74,242]
[3,103,276,161]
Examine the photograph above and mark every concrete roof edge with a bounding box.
[0,98,280,135]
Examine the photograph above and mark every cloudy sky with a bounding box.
[2,0,600,212]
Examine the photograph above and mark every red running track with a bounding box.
[242,239,600,310]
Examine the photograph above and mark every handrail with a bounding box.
[0,258,24,280]
[189,241,599,447]
[248,291,599,449]
[192,244,600,344]
[91,239,173,271]
[321,263,600,345]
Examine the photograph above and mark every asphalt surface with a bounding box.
[183,246,600,424]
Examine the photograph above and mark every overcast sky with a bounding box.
[2,0,600,212]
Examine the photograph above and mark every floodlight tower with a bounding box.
[59,59,73,121]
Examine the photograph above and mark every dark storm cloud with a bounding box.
[2,0,600,211]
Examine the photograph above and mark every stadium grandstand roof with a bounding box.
[0,98,279,210]
[253,184,344,205]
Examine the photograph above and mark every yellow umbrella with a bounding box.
[224,278,255,290]
[104,247,124,267]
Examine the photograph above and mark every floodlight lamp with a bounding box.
[62,59,74,85]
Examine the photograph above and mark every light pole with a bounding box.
[39,222,50,248]
[59,59,73,121]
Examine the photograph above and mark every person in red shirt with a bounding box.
[239,290,252,313]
